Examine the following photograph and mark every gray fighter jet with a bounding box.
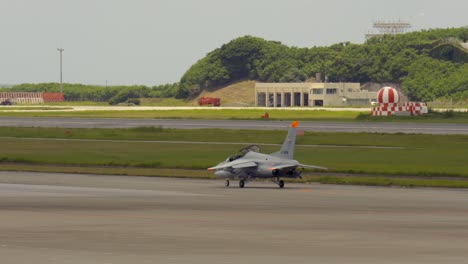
[208,121,327,188]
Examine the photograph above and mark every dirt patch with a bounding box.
[194,80,256,106]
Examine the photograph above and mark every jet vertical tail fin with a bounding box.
[271,121,298,160]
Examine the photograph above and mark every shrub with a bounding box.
[442,110,455,118]
[127,98,141,105]
[108,90,140,105]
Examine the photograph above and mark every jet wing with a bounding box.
[269,164,298,171]
[298,163,328,170]
[269,163,327,171]
[208,160,257,171]
[270,164,328,170]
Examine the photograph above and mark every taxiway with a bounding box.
[1,117,467,134]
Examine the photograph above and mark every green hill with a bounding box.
[177,27,468,102]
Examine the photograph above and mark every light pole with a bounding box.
[57,48,64,93]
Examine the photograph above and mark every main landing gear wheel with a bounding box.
[278,180,285,188]
[239,180,245,188]
[225,180,230,187]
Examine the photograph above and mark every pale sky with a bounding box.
[1,0,467,86]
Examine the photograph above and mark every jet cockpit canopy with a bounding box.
[227,145,260,162]
[239,145,260,154]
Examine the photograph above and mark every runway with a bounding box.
[1,117,468,134]
[0,171,467,264]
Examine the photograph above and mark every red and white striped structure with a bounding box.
[377,86,400,104]
[0,92,64,104]
[371,87,427,116]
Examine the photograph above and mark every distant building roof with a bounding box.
[461,42,468,50]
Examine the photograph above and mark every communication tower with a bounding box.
[366,21,411,39]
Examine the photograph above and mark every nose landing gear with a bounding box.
[224,178,247,188]
[225,178,283,188]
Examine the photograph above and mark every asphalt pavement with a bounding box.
[0,171,467,264]
[1,117,467,134]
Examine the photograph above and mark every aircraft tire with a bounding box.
[239,180,245,188]
[278,180,285,188]
[225,180,230,187]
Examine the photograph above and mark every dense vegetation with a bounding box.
[2,27,467,103]
[177,27,468,101]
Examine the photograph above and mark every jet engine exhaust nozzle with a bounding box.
[272,169,280,176]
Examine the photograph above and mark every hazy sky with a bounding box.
[1,0,467,86]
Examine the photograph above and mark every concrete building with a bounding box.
[255,82,378,107]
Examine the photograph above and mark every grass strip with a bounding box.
[0,109,361,121]
[0,126,465,148]
[0,108,466,123]
[0,127,466,177]
[306,176,468,188]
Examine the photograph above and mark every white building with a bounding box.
[255,82,378,107]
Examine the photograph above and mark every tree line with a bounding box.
[0,83,179,104]
[177,27,468,101]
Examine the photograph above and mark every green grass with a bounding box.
[0,108,466,123]
[307,176,468,188]
[0,126,465,148]
[0,127,467,177]
[0,109,363,121]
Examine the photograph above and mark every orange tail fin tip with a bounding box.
[291,121,299,128]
